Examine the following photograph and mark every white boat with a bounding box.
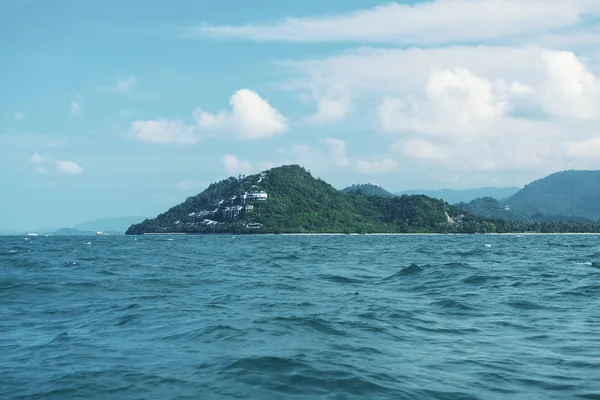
[26,233,39,236]
[96,230,104,235]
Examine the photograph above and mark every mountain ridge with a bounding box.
[341,183,396,198]
[396,187,521,204]
[126,165,600,235]
[457,170,600,222]
[127,165,494,234]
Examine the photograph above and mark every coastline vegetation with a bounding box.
[126,165,600,235]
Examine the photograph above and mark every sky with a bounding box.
[2,0,600,231]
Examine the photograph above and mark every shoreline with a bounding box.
[5,232,600,237]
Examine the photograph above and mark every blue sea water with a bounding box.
[1,234,599,400]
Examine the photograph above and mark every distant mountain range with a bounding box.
[341,184,521,204]
[396,187,521,204]
[507,170,600,221]
[73,216,147,232]
[457,170,600,222]
[3,216,148,236]
[341,183,396,197]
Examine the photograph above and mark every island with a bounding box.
[126,165,600,235]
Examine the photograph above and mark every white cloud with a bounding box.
[356,159,398,175]
[70,101,81,117]
[306,96,349,124]
[426,68,507,122]
[510,81,534,95]
[541,50,598,120]
[56,161,84,175]
[323,138,349,166]
[26,154,85,176]
[29,152,46,165]
[282,44,600,177]
[130,89,287,144]
[221,154,252,175]
[14,112,25,121]
[194,89,288,139]
[275,142,348,173]
[395,139,446,160]
[378,68,509,136]
[284,46,600,120]
[191,1,600,45]
[566,136,600,158]
[131,119,199,144]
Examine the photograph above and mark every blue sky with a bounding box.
[2,0,600,231]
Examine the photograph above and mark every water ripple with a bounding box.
[1,234,599,399]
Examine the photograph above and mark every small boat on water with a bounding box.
[27,233,39,236]
[96,230,104,236]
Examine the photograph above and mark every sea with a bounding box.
[1,234,599,400]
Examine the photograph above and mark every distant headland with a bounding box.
[126,165,600,235]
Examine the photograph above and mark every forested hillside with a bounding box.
[342,183,396,198]
[126,165,486,234]
[506,170,600,222]
[127,165,600,235]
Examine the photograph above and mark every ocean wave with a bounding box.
[2,234,599,399]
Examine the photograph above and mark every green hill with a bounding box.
[456,197,515,220]
[397,187,520,204]
[126,165,489,234]
[341,183,396,198]
[506,170,600,222]
[454,197,586,223]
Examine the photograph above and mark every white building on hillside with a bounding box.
[240,190,268,204]
[222,205,244,219]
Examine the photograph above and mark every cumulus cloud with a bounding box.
[541,50,598,120]
[131,89,288,144]
[306,96,349,124]
[378,68,509,136]
[131,119,199,144]
[194,89,288,139]
[28,153,83,176]
[323,138,350,166]
[56,161,84,175]
[190,0,600,45]
[356,159,398,175]
[28,152,50,175]
[221,154,252,175]
[282,44,600,177]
